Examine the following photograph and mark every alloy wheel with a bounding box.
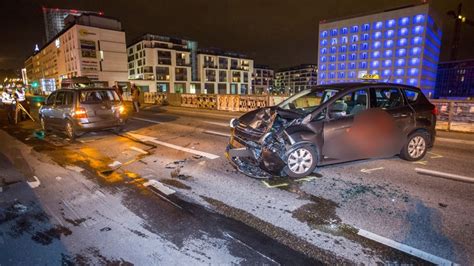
[288,148,314,175]
[66,122,74,139]
[408,136,426,159]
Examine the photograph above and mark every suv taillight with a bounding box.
[432,106,439,116]
[73,107,88,119]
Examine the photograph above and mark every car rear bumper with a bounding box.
[75,118,126,132]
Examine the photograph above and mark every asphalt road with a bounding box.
[0,104,473,264]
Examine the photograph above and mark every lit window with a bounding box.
[410,57,420,66]
[414,14,425,24]
[340,27,348,34]
[339,63,346,69]
[385,40,394,48]
[330,55,336,62]
[398,38,407,46]
[321,56,327,62]
[399,27,408,36]
[321,31,328,38]
[339,54,346,61]
[374,31,382,39]
[371,60,380,68]
[395,78,403,84]
[411,47,421,56]
[329,64,336,70]
[384,59,392,67]
[331,38,338,45]
[350,53,356,60]
[341,36,348,44]
[397,48,407,57]
[321,39,328,46]
[340,46,347,53]
[320,64,327,70]
[351,25,359,33]
[350,62,356,69]
[386,30,395,38]
[339,72,345,78]
[396,69,404,76]
[360,61,367,69]
[349,71,356,78]
[396,58,405,66]
[361,43,369,50]
[409,78,417,86]
[331,29,338,36]
[351,35,358,42]
[371,70,379,75]
[375,21,383,29]
[363,23,370,31]
[351,44,357,51]
[409,68,419,76]
[386,19,396,28]
[361,52,367,59]
[413,26,424,35]
[412,36,422,45]
[372,51,380,58]
[383,69,391,76]
[362,33,369,41]
[330,72,335,79]
[321,48,327,54]
[320,73,326,79]
[330,46,337,53]
[373,41,381,49]
[399,17,409,26]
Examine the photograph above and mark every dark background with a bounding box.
[1,0,473,71]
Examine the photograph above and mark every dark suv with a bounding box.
[39,88,127,139]
[226,83,437,178]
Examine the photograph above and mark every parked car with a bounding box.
[226,82,437,178]
[39,88,127,140]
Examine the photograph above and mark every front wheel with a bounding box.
[400,132,428,161]
[284,145,318,178]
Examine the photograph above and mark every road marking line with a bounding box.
[203,130,231,137]
[130,146,149,155]
[131,117,160,124]
[295,176,318,182]
[223,232,279,264]
[262,181,289,188]
[143,180,175,196]
[27,176,40,188]
[360,167,384,173]
[427,151,443,159]
[357,228,458,265]
[414,168,474,184]
[412,160,428,165]
[127,132,220,159]
[437,137,474,145]
[202,121,230,127]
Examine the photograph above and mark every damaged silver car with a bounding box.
[226,83,437,178]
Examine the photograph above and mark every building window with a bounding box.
[411,47,421,56]
[331,29,338,36]
[373,41,381,49]
[321,48,327,54]
[362,23,370,31]
[414,14,425,24]
[385,50,393,57]
[320,64,326,71]
[331,38,337,45]
[413,26,424,35]
[397,49,407,57]
[350,53,356,60]
[155,67,170,81]
[362,33,369,41]
[397,58,405,67]
[361,52,368,59]
[341,36,348,44]
[384,59,392,67]
[330,55,336,62]
[330,46,337,53]
[360,61,367,69]
[205,69,216,81]
[340,45,347,53]
[399,17,409,26]
[351,25,359,33]
[175,67,187,81]
[385,40,394,48]
[157,50,171,65]
[351,35,358,42]
[361,43,369,50]
[349,62,356,69]
[176,53,186,66]
[243,72,249,83]
[232,71,241,82]
[218,57,228,69]
[382,69,391,77]
[409,68,419,76]
[398,38,408,46]
[219,71,227,82]
[351,44,357,51]
[371,60,379,68]
[399,27,408,36]
[410,57,420,66]
[374,21,383,30]
[321,31,328,38]
[329,63,336,70]
[412,36,422,45]
[386,19,396,28]
[395,69,404,76]
[230,59,238,69]
[386,30,395,38]
[340,27,348,34]
[372,51,380,58]
[339,63,346,69]
[321,39,328,46]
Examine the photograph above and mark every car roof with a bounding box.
[56,87,114,92]
[315,82,422,91]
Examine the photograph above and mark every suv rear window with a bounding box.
[79,90,120,104]
[403,89,420,103]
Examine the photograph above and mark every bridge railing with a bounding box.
[139,93,474,133]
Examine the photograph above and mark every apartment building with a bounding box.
[252,65,274,94]
[127,35,254,94]
[275,64,318,94]
[25,13,128,92]
[435,59,474,98]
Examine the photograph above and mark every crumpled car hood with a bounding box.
[238,107,302,133]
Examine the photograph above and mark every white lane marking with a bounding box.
[167,108,239,119]
[437,137,474,145]
[415,168,474,184]
[130,146,149,155]
[108,161,122,168]
[223,232,279,264]
[27,176,41,188]
[360,167,384,173]
[127,132,220,159]
[65,165,84,172]
[357,228,457,265]
[131,117,160,124]
[203,130,231,137]
[202,121,230,127]
[143,180,175,196]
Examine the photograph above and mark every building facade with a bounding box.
[435,59,474,98]
[317,3,442,97]
[25,14,128,93]
[43,7,103,42]
[252,65,274,94]
[127,35,254,94]
[275,64,318,94]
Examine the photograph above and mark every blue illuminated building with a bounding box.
[318,3,442,97]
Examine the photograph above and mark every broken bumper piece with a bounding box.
[225,144,272,179]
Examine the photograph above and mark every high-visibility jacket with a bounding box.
[15,89,26,102]
[1,92,15,105]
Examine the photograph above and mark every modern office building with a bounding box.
[25,13,128,93]
[317,3,442,97]
[252,65,274,94]
[43,7,103,42]
[127,35,254,94]
[435,59,474,98]
[275,64,318,94]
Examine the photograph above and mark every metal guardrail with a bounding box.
[138,93,474,133]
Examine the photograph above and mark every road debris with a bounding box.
[27,176,41,188]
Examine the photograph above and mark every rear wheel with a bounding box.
[65,120,76,140]
[40,116,47,131]
[400,132,428,161]
[285,145,318,178]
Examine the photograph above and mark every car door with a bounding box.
[41,92,57,125]
[50,91,66,127]
[322,88,370,163]
[369,86,414,156]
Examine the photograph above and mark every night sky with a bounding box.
[1,0,473,71]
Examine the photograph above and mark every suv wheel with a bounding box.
[285,145,318,178]
[400,132,428,161]
[65,120,76,140]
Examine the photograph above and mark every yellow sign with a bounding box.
[361,74,380,80]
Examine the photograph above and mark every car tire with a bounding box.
[65,120,77,141]
[400,131,429,161]
[284,145,318,178]
[40,116,47,131]
[112,126,124,134]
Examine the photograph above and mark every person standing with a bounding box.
[1,86,15,124]
[131,83,140,112]
[15,84,29,121]
[112,81,123,100]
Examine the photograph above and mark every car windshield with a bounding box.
[80,90,120,104]
[278,88,340,114]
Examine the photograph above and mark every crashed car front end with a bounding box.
[225,107,300,179]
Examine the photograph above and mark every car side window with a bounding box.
[64,92,74,106]
[45,93,56,106]
[403,89,419,104]
[328,89,368,119]
[55,92,65,106]
[373,88,404,109]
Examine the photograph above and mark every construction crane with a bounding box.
[447,3,474,60]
